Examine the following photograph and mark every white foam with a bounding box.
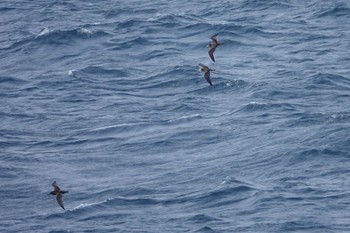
[168,114,201,122]
[79,28,93,37]
[246,101,268,106]
[68,69,76,76]
[36,28,50,38]
[70,199,108,211]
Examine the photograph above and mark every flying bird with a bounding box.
[199,63,214,86]
[50,181,68,210]
[208,33,223,62]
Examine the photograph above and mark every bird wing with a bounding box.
[211,34,218,43]
[204,71,213,85]
[198,63,206,68]
[208,47,217,62]
[52,181,60,192]
[56,193,65,210]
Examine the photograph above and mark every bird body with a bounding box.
[198,63,214,85]
[50,181,68,210]
[208,33,222,62]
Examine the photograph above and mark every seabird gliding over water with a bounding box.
[50,181,68,210]
[199,63,214,86]
[208,33,222,62]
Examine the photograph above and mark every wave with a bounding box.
[43,0,79,11]
[35,27,110,42]
[116,18,153,29]
[128,65,200,91]
[194,226,217,232]
[58,63,248,98]
[306,73,350,90]
[2,27,110,51]
[0,76,27,85]
[151,14,187,26]
[0,7,16,12]
[187,214,221,223]
[287,112,328,127]
[288,111,350,130]
[125,36,149,46]
[69,65,128,80]
[69,199,109,213]
[106,7,158,19]
[328,111,350,123]
[167,114,203,123]
[139,48,183,61]
[43,181,259,219]
[53,122,151,149]
[238,101,296,113]
[315,4,350,18]
[163,184,259,208]
[241,0,294,10]
[83,122,149,137]
[47,196,161,216]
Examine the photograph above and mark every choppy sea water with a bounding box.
[1,0,350,232]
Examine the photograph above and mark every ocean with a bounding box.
[1,0,350,232]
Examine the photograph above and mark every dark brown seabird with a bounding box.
[208,33,223,62]
[199,63,214,86]
[50,181,68,210]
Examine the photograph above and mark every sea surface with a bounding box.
[1,0,350,232]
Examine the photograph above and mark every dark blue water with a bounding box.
[1,0,350,232]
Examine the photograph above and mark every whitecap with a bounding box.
[147,12,165,21]
[90,122,144,132]
[79,28,93,36]
[69,199,108,211]
[209,20,229,25]
[167,114,202,123]
[36,27,50,38]
[68,69,77,76]
[245,101,268,106]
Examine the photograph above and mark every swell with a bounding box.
[237,102,297,115]
[240,0,295,11]
[69,65,129,80]
[0,76,27,85]
[1,27,110,51]
[305,73,350,91]
[314,4,350,18]
[288,110,350,128]
[43,183,259,220]
[163,185,259,210]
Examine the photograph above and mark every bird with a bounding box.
[208,33,223,62]
[50,181,68,210]
[198,63,214,86]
